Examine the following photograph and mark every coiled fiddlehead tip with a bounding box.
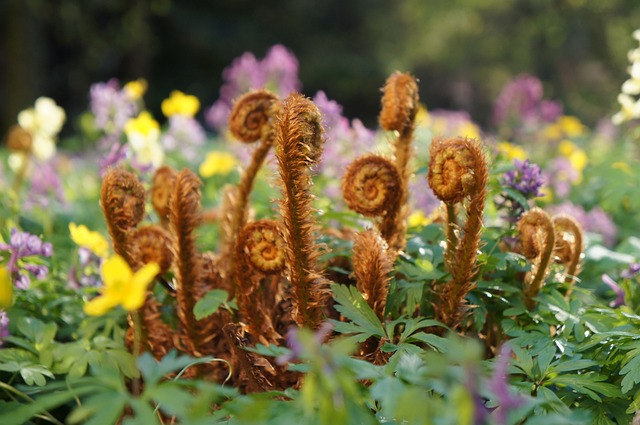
[517,208,555,259]
[101,167,146,233]
[342,154,402,217]
[151,166,178,221]
[428,137,487,205]
[276,93,325,166]
[129,225,174,276]
[553,214,583,281]
[237,219,286,275]
[379,71,419,133]
[229,89,279,143]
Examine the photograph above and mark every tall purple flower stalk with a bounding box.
[205,44,302,132]
[488,345,526,425]
[492,74,563,130]
[602,274,626,308]
[0,311,9,347]
[498,159,545,222]
[0,228,52,289]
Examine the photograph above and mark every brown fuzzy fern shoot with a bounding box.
[235,219,286,342]
[219,90,280,287]
[169,168,205,353]
[379,71,419,252]
[342,154,403,249]
[353,228,394,320]
[151,166,178,228]
[518,208,556,309]
[427,136,488,329]
[100,168,146,265]
[553,214,583,289]
[274,93,327,328]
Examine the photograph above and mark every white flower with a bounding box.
[633,29,640,41]
[612,93,640,125]
[16,97,65,161]
[622,78,640,96]
[124,112,164,168]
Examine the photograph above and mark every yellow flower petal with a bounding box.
[408,211,432,228]
[497,141,527,161]
[121,262,160,311]
[69,223,109,257]
[125,112,159,137]
[199,151,238,177]
[161,91,200,118]
[84,293,120,316]
[124,79,148,100]
[0,266,13,309]
[102,256,133,290]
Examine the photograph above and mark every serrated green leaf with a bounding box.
[620,349,640,393]
[68,391,128,425]
[20,364,54,386]
[550,359,597,374]
[193,289,229,320]
[137,351,200,386]
[330,284,385,338]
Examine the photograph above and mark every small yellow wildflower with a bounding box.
[612,161,633,176]
[0,266,12,309]
[557,115,586,138]
[124,79,148,100]
[408,211,433,228]
[538,186,553,203]
[558,140,588,172]
[161,90,200,118]
[460,122,481,140]
[69,223,109,257]
[125,112,164,167]
[496,141,527,161]
[199,151,238,177]
[84,256,159,316]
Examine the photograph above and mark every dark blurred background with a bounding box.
[1,0,640,140]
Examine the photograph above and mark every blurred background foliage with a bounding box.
[1,0,640,141]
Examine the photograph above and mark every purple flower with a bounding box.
[277,322,333,365]
[205,45,302,132]
[99,141,128,176]
[544,157,580,198]
[313,91,376,181]
[90,79,139,135]
[502,159,544,198]
[410,181,440,217]
[488,345,526,425]
[160,115,206,161]
[492,74,563,128]
[0,311,9,347]
[547,203,618,246]
[24,160,65,210]
[622,263,640,279]
[602,274,626,308]
[0,228,53,289]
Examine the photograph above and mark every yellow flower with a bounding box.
[558,140,588,172]
[124,79,148,100]
[125,112,164,167]
[199,151,238,177]
[496,141,527,161]
[538,186,553,203]
[557,115,586,138]
[84,256,159,316]
[0,266,12,309]
[460,122,481,140]
[161,90,200,118]
[125,111,159,136]
[69,223,109,257]
[408,211,433,228]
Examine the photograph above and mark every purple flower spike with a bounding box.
[0,228,53,289]
[0,311,9,347]
[602,274,626,308]
[488,345,526,425]
[622,263,640,280]
[502,159,544,198]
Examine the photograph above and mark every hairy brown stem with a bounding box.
[519,208,556,309]
[274,93,327,328]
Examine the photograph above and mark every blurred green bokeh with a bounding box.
[1,0,640,140]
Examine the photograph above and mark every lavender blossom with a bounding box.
[410,180,440,217]
[488,345,526,425]
[205,45,302,132]
[160,115,206,161]
[0,228,52,289]
[502,159,544,198]
[277,322,333,365]
[492,74,563,128]
[99,141,128,176]
[24,160,65,210]
[90,79,139,135]
[548,202,618,246]
[544,157,580,198]
[0,311,8,347]
[602,274,626,308]
[622,263,640,279]
[498,159,545,222]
